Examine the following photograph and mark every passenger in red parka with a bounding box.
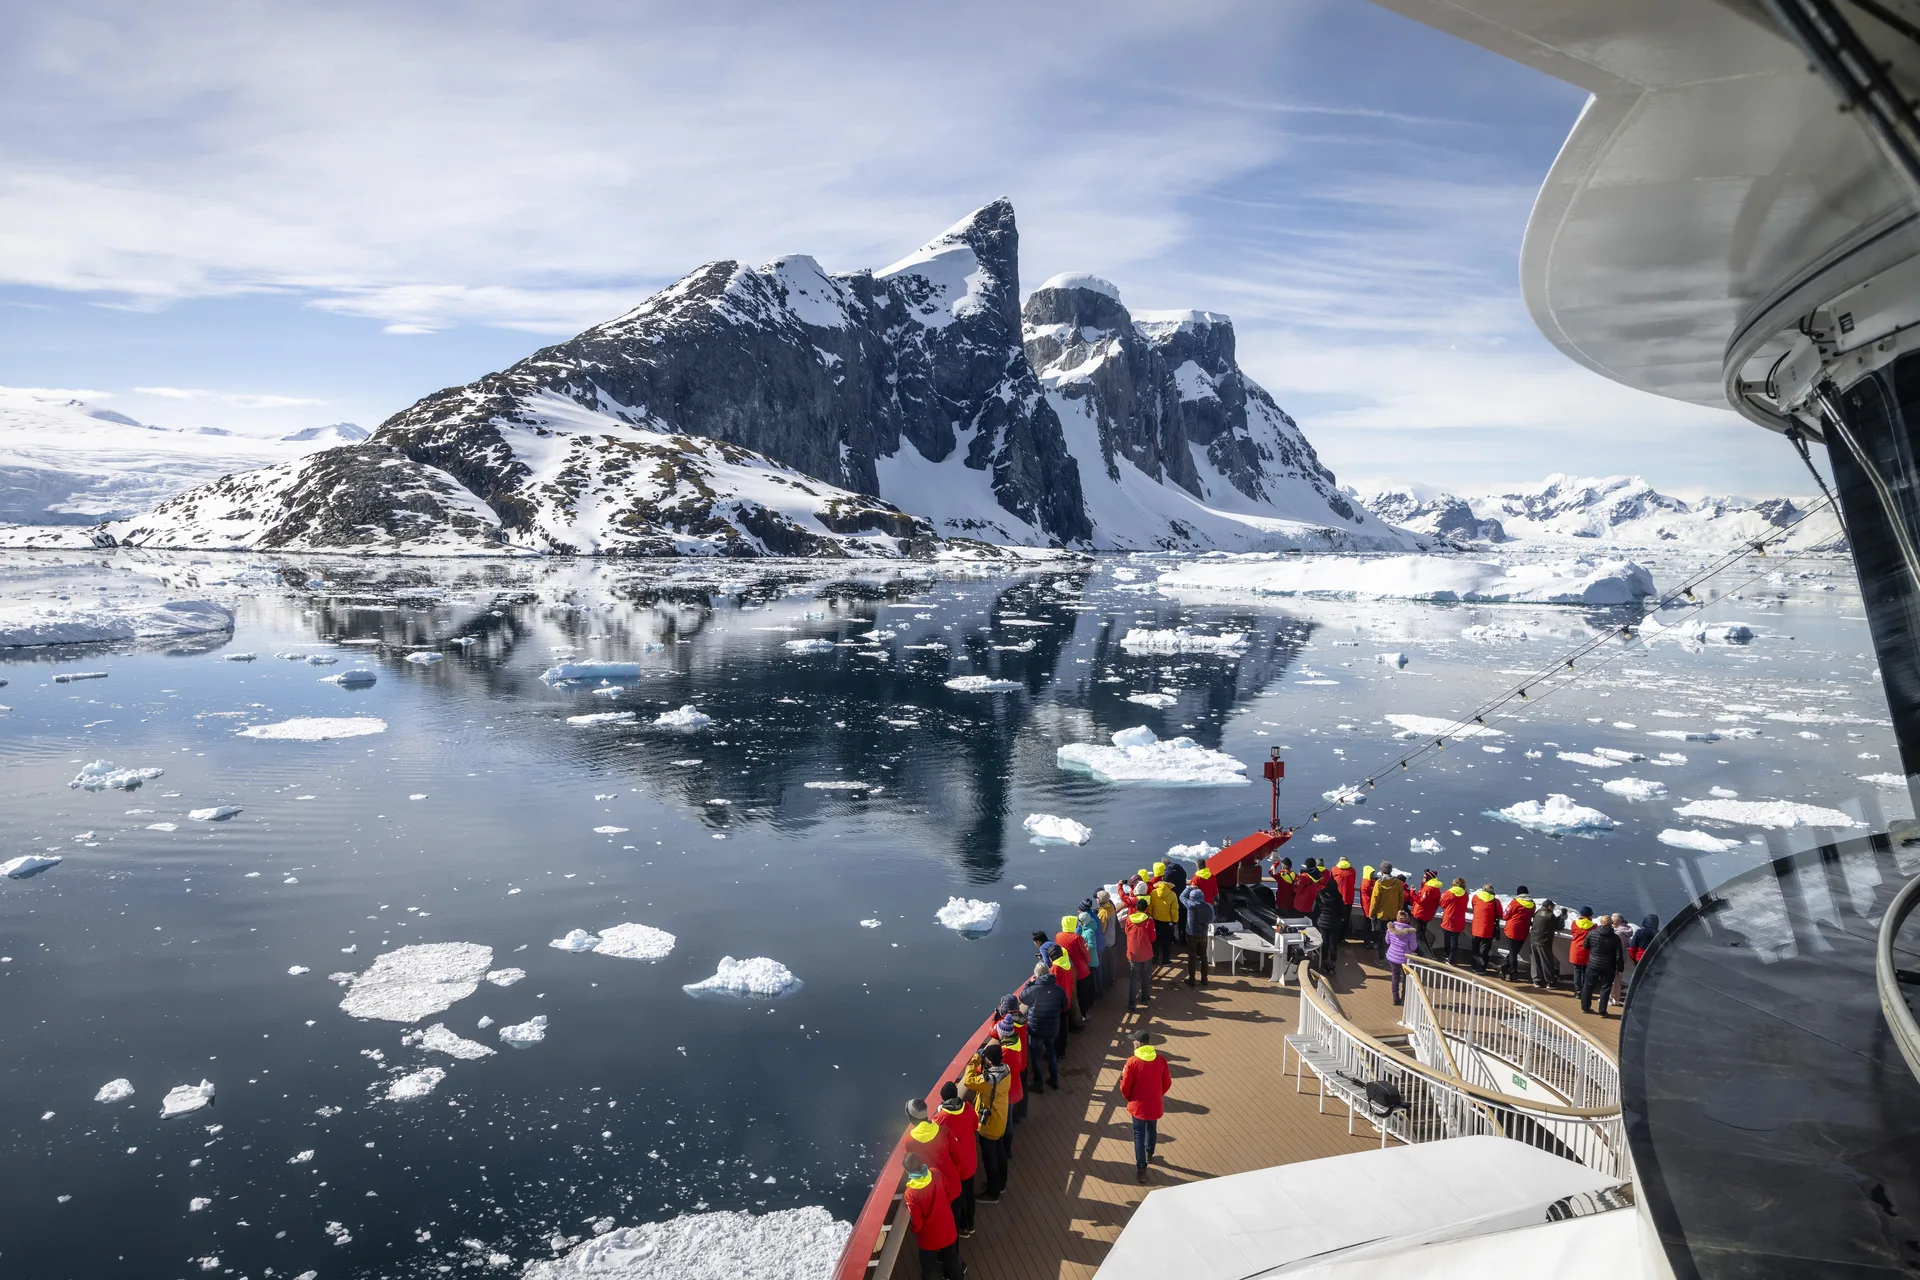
[1118,1029,1173,1183]
[903,1153,961,1278]
[934,1081,978,1237]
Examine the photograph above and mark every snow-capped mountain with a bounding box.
[281,422,369,444]
[1023,276,1402,550]
[1351,474,1844,549]
[0,388,317,525]
[76,201,1399,558]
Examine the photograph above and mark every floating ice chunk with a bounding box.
[936,898,1001,937]
[1593,748,1646,763]
[384,1067,447,1100]
[1312,833,1337,843]
[95,1079,134,1103]
[567,712,636,727]
[944,675,1021,693]
[499,1015,549,1047]
[1157,554,1654,605]
[1670,799,1863,829]
[189,1197,212,1211]
[859,919,882,929]
[1648,730,1720,743]
[682,958,802,998]
[69,761,164,791]
[1409,837,1443,853]
[1119,628,1247,653]
[3,854,61,878]
[404,652,443,665]
[1383,715,1504,739]
[239,717,386,741]
[147,822,179,832]
[1722,624,1755,644]
[485,968,526,987]
[522,1206,851,1280]
[52,672,110,683]
[1709,786,1739,798]
[1657,828,1744,853]
[1376,652,1408,668]
[543,662,642,683]
[1057,725,1247,787]
[417,1023,495,1060]
[1658,752,1688,764]
[160,1081,216,1119]
[593,825,629,834]
[1493,794,1615,833]
[224,653,257,663]
[288,965,310,975]
[306,655,338,666]
[1125,692,1178,708]
[592,923,677,961]
[188,805,242,822]
[782,639,835,654]
[653,705,712,730]
[322,669,378,688]
[1602,777,1668,800]
[1461,624,1529,642]
[1022,814,1092,845]
[803,780,875,791]
[1557,752,1620,768]
[550,929,602,952]
[1861,773,1908,788]
[1322,785,1366,806]
[337,942,493,1022]
[289,1148,315,1163]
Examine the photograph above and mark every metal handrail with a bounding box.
[1405,957,1620,1111]
[1401,966,1503,1137]
[1297,970,1630,1177]
[1877,869,1920,1083]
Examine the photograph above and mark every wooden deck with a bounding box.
[891,940,1620,1280]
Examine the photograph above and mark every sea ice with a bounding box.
[592,923,677,961]
[384,1067,447,1100]
[1493,794,1615,833]
[1022,814,1093,845]
[803,780,875,791]
[1312,833,1337,843]
[189,1198,212,1212]
[1383,714,1504,739]
[944,675,1022,693]
[860,919,882,929]
[1157,554,1655,605]
[1125,692,1178,708]
[1557,752,1620,768]
[550,929,603,952]
[69,760,164,791]
[485,968,526,987]
[499,1015,549,1047]
[593,825,629,834]
[1648,730,1720,743]
[414,1023,495,1060]
[782,639,835,654]
[404,652,443,665]
[322,670,378,688]
[543,662,642,683]
[1322,785,1366,806]
[567,712,636,726]
[0,598,232,648]
[1657,828,1744,853]
[1602,777,1668,800]
[94,1079,134,1103]
[1861,773,1908,788]
[337,942,494,1022]
[682,958,803,998]
[522,1206,850,1280]
[188,806,242,821]
[1118,628,1247,653]
[147,822,178,832]
[160,1081,216,1119]
[239,717,387,741]
[1409,837,1443,853]
[3,854,61,878]
[1593,748,1646,763]
[289,966,309,975]
[1376,652,1408,668]
[1056,726,1247,786]
[653,705,712,730]
[224,653,257,662]
[306,655,338,666]
[1670,799,1863,829]
[935,897,1001,937]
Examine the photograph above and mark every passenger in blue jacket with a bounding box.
[1181,885,1214,987]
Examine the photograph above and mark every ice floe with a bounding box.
[1670,799,1863,829]
[1157,554,1655,605]
[1557,752,1621,768]
[522,1205,850,1280]
[0,598,233,648]
[543,662,641,683]
[384,1067,447,1101]
[94,1079,134,1103]
[1322,785,1366,806]
[935,897,1001,937]
[1022,814,1092,845]
[160,1081,216,1119]
[944,675,1022,693]
[3,854,61,878]
[499,1015,549,1047]
[593,825,629,834]
[485,968,525,987]
[1057,725,1247,786]
[1383,714,1505,739]
[1409,837,1443,853]
[1118,628,1247,653]
[803,780,875,791]
[405,1023,495,1060]
[404,652,443,665]
[591,923,677,961]
[337,942,494,1022]
[1125,692,1178,708]
[1658,828,1745,853]
[550,929,602,952]
[683,958,802,998]
[1602,777,1668,800]
[567,712,636,727]
[188,805,242,822]
[1493,794,1615,833]
[69,760,164,791]
[653,705,712,730]
[224,653,257,662]
[321,669,377,688]
[1648,730,1720,743]
[1861,773,1908,788]
[782,639,835,654]
[239,717,387,741]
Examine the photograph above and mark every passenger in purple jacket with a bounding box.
[1383,908,1420,1006]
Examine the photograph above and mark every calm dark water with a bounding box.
[0,549,1902,1278]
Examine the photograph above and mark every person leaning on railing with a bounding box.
[1383,908,1420,1004]
[1527,900,1563,989]
[1369,867,1408,957]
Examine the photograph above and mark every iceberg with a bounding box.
[1493,794,1615,833]
[337,942,494,1022]
[485,967,526,987]
[69,761,164,791]
[1118,628,1247,653]
[160,1080,216,1119]
[188,806,243,821]
[1156,554,1655,605]
[1322,785,1367,806]
[1602,777,1668,800]
[944,675,1022,693]
[403,652,443,665]
[499,1015,550,1047]
[550,929,603,952]
[782,639,835,654]
[321,669,378,688]
[239,717,387,741]
[1022,814,1093,845]
[653,705,712,730]
[1658,828,1745,853]
[94,1078,135,1103]
[682,957,803,998]
[1057,725,1247,786]
[3,854,62,878]
[935,897,1001,937]
[543,661,642,683]
[411,1023,495,1060]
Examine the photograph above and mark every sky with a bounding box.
[0,0,1817,497]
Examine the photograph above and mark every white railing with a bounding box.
[1293,968,1631,1179]
[1878,870,1920,1085]
[1405,958,1619,1110]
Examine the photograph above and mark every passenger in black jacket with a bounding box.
[1526,900,1562,989]
[1580,918,1625,1018]
[1020,966,1067,1089]
[1311,881,1347,978]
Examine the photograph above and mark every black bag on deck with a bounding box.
[1363,1080,1405,1118]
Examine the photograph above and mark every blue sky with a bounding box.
[0,0,1814,496]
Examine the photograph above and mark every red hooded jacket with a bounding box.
[1118,1045,1173,1120]
[1470,890,1505,939]
[1410,879,1442,922]
[935,1098,978,1179]
[1569,917,1595,967]
[905,1118,956,1193]
[1328,861,1356,905]
[1293,872,1321,915]
[1123,910,1156,962]
[1057,930,1092,980]
[1439,885,1469,932]
[1504,898,1536,942]
[905,1167,956,1251]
